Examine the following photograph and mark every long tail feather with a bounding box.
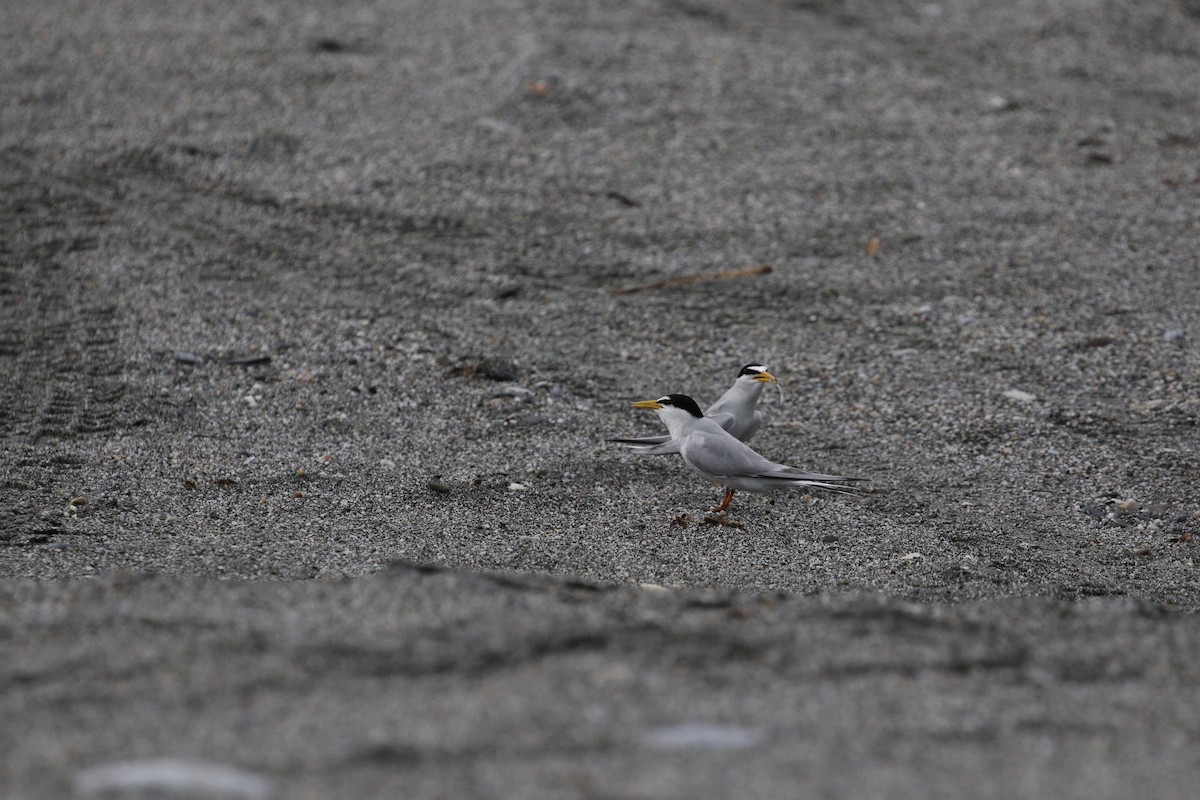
[754,473,869,495]
[607,435,671,446]
[608,435,680,456]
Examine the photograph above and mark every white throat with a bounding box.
[656,407,702,441]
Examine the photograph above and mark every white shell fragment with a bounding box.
[1002,389,1037,403]
[643,723,766,752]
[75,759,273,798]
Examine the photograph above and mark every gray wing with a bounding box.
[706,394,762,442]
[707,411,738,434]
[681,428,783,480]
[682,428,863,492]
[739,410,764,442]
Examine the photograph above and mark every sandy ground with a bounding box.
[2,0,1199,797]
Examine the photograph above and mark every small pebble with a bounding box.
[492,386,533,400]
[475,357,521,382]
[478,117,523,136]
[899,552,923,562]
[70,497,87,507]
[1131,547,1151,557]
[313,37,347,53]
[426,478,452,494]
[507,482,529,492]
[821,534,840,543]
[1116,499,1139,512]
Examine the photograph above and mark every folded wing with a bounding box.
[682,427,864,494]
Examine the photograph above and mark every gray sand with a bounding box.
[2,0,1199,797]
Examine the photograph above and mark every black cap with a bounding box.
[657,394,704,418]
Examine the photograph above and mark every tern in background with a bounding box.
[612,364,778,455]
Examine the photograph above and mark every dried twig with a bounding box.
[611,265,772,296]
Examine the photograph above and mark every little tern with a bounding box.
[631,394,863,515]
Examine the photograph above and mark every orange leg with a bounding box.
[709,488,736,514]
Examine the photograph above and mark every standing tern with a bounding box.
[631,394,864,516]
